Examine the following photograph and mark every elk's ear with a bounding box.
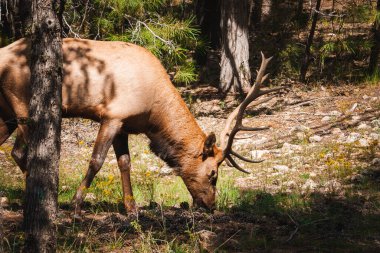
[203,132,216,158]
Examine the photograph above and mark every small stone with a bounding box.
[296,132,306,141]
[369,133,380,141]
[357,123,371,130]
[109,159,117,165]
[346,132,361,143]
[273,165,290,172]
[330,110,342,117]
[281,143,302,153]
[250,150,270,159]
[332,128,342,135]
[292,125,310,132]
[160,166,173,176]
[309,172,317,177]
[0,197,9,206]
[372,158,380,165]
[302,179,317,190]
[348,103,358,113]
[363,95,370,100]
[61,185,69,191]
[84,193,96,202]
[309,135,322,143]
[371,119,380,127]
[359,138,369,147]
[321,116,331,122]
[352,115,361,121]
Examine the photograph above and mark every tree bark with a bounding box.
[195,0,220,49]
[220,0,251,93]
[369,0,380,75]
[23,0,63,252]
[300,0,321,82]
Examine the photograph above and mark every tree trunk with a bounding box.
[195,0,220,49]
[296,0,304,18]
[23,0,63,252]
[220,0,251,93]
[369,0,380,75]
[300,0,321,82]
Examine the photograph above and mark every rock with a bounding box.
[348,103,358,113]
[363,95,370,100]
[292,125,310,132]
[357,123,371,130]
[273,165,290,172]
[346,132,361,143]
[281,143,302,154]
[330,110,342,117]
[331,128,342,135]
[0,197,9,206]
[352,115,361,121]
[160,166,173,176]
[371,119,380,127]
[61,185,69,191]
[198,230,218,252]
[359,138,369,147]
[302,179,317,191]
[296,132,306,141]
[84,193,96,202]
[369,133,380,141]
[250,150,270,159]
[309,135,322,143]
[109,159,118,165]
[321,116,331,122]
[372,158,380,166]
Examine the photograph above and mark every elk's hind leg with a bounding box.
[73,120,122,215]
[113,134,136,214]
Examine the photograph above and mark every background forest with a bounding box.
[1,0,380,252]
[1,0,380,87]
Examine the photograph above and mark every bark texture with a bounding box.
[220,0,251,93]
[23,0,62,252]
[369,0,380,75]
[300,0,321,82]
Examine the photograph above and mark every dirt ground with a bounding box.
[1,83,380,252]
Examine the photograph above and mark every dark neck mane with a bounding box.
[146,90,205,170]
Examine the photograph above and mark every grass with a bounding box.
[1,119,380,252]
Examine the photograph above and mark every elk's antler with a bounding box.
[220,52,285,173]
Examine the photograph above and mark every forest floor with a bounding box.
[1,82,380,252]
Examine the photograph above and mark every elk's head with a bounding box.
[182,53,284,211]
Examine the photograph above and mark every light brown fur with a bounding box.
[0,38,222,212]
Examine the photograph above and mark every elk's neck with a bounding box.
[147,85,205,171]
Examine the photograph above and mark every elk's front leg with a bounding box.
[11,131,27,174]
[113,134,136,214]
[73,120,122,216]
[0,118,16,146]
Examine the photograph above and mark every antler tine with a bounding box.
[220,52,284,173]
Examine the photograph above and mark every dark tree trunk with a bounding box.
[23,0,63,252]
[300,0,321,82]
[220,0,251,93]
[195,0,220,49]
[369,0,380,75]
[250,0,263,28]
[296,0,304,18]
[0,0,30,41]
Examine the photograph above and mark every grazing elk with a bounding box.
[0,38,282,214]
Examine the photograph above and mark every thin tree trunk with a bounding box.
[300,0,321,82]
[220,0,251,93]
[296,0,304,18]
[24,0,63,252]
[369,0,380,75]
[195,0,220,49]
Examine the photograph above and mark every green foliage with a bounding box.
[63,0,202,85]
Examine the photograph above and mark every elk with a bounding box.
[0,38,282,214]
